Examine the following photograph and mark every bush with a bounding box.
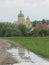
[30,27,49,37]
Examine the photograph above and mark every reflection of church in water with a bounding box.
[18,47,31,62]
[17,11,32,28]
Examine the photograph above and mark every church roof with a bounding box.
[18,11,24,17]
[26,16,30,20]
[36,24,48,27]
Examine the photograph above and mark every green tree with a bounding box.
[18,24,28,36]
[4,23,22,37]
[41,19,46,24]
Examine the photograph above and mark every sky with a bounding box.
[0,0,49,22]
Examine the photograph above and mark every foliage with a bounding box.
[0,19,49,37]
[18,24,28,36]
[0,22,29,37]
[0,22,22,37]
[31,27,49,37]
[32,19,49,27]
[32,20,37,27]
[41,19,46,24]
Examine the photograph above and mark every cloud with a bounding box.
[0,0,38,8]
[32,3,38,8]
[0,0,31,8]
[41,0,49,8]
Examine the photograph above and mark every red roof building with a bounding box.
[36,24,48,28]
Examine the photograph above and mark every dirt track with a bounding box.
[0,39,17,65]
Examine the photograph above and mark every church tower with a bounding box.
[18,11,24,24]
[25,16,32,28]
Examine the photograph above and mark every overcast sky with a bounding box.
[0,0,49,22]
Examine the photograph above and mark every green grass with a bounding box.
[1,37,49,58]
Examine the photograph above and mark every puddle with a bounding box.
[7,47,49,65]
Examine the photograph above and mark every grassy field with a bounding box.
[1,37,49,58]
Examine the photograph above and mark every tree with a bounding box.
[4,23,22,37]
[41,19,46,24]
[18,24,28,36]
[32,20,39,27]
[47,20,49,24]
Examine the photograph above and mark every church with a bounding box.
[17,11,32,28]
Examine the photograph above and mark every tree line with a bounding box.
[0,22,28,37]
[0,19,49,37]
[32,19,49,27]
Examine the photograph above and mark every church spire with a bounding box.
[18,10,24,17]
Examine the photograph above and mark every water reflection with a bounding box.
[7,47,49,65]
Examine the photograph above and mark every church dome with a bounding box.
[18,11,24,17]
[26,16,30,20]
